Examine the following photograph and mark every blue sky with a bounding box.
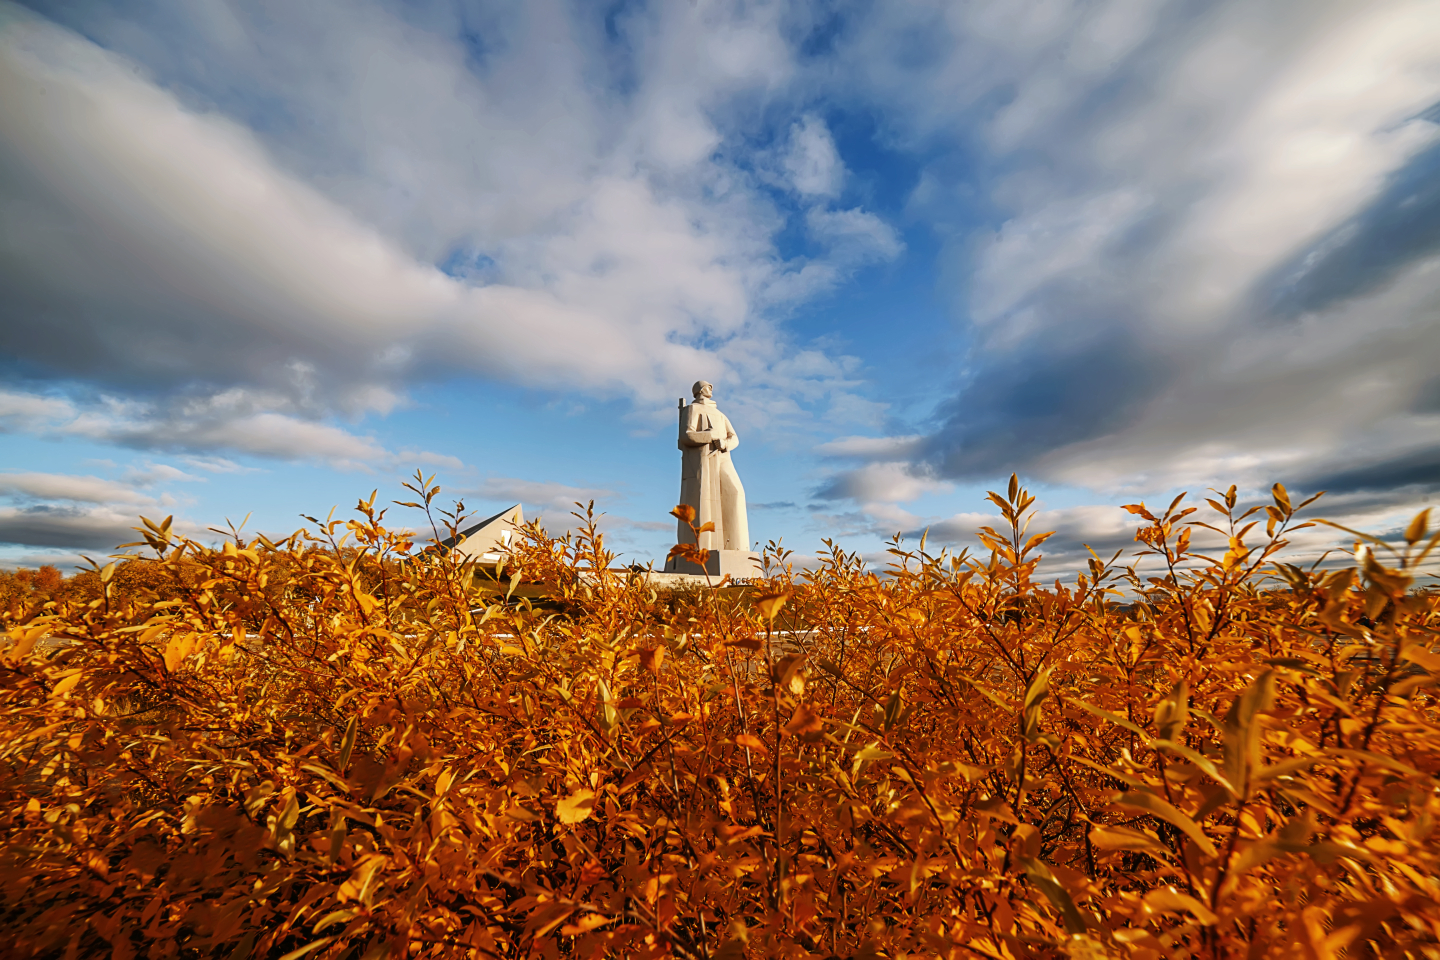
[2,0,1439,575]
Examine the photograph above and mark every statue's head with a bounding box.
[692,380,713,400]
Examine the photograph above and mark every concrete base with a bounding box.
[664,549,763,581]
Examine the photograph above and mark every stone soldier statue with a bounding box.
[666,380,759,577]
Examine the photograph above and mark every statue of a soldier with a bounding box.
[665,380,760,578]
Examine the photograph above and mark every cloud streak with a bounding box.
[462,476,621,517]
[0,472,152,505]
[0,463,212,553]
[0,504,149,551]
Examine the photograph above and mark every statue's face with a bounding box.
[693,381,713,400]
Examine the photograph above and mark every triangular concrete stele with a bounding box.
[442,504,524,564]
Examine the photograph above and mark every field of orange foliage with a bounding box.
[1,474,1438,959]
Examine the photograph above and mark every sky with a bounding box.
[2,0,1439,578]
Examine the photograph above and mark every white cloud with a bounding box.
[805,207,905,264]
[0,384,456,471]
[122,463,204,485]
[0,504,151,550]
[968,188,1151,342]
[815,434,924,460]
[782,115,845,197]
[0,550,104,571]
[0,464,211,552]
[0,389,75,432]
[117,413,389,467]
[813,461,950,505]
[760,205,904,307]
[67,397,392,469]
[462,476,621,516]
[0,472,152,505]
[178,456,259,475]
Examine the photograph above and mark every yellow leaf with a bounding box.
[1144,886,1217,925]
[1404,508,1430,545]
[164,634,197,673]
[137,620,170,648]
[1271,482,1291,513]
[1089,825,1169,856]
[278,937,339,960]
[557,788,595,824]
[5,623,46,662]
[50,671,82,699]
[336,855,385,904]
[525,901,578,939]
[1112,791,1217,856]
[312,909,359,934]
[1019,857,1086,934]
[1403,644,1440,673]
[560,913,615,936]
[735,733,767,753]
[775,652,805,696]
[754,589,792,622]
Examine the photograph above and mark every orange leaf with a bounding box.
[782,703,823,738]
[638,646,666,674]
[668,543,710,564]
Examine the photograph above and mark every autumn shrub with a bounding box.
[1,476,1438,959]
[1,564,65,609]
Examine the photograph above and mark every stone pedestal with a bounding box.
[664,549,762,581]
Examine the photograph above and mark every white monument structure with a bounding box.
[663,380,763,579]
[444,504,524,564]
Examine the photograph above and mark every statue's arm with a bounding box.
[681,406,713,447]
[722,416,739,452]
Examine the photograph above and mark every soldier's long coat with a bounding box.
[676,399,750,552]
